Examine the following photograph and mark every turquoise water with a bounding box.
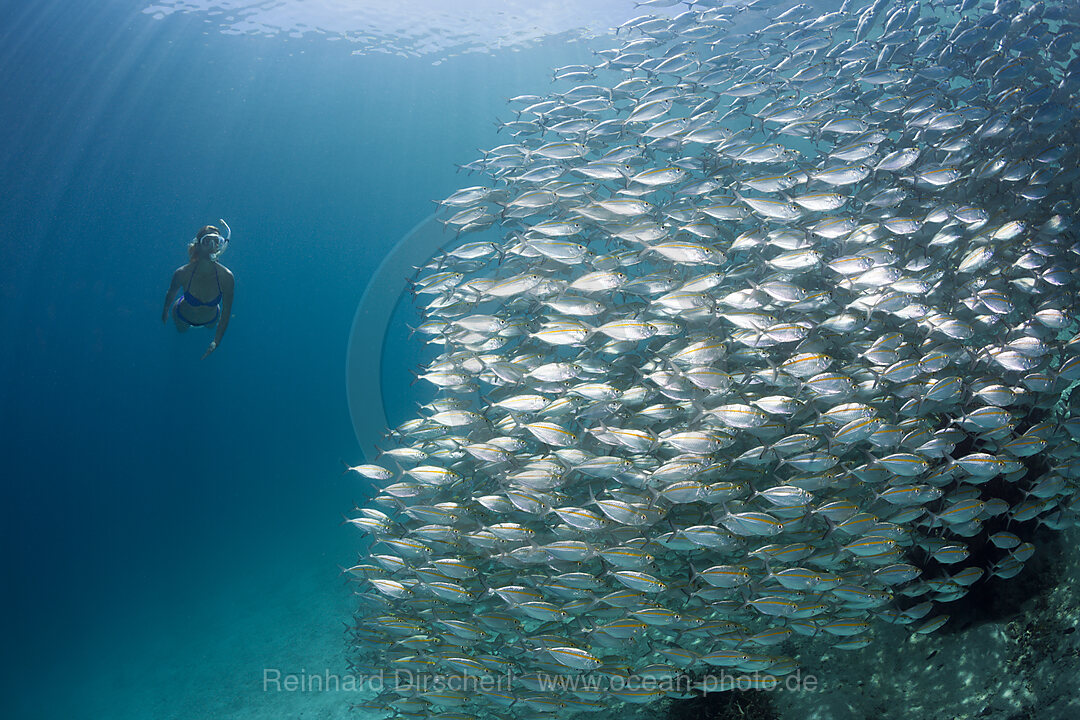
[0,3,605,717]
[8,2,1080,719]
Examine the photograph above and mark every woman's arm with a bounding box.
[161,268,184,323]
[204,267,235,358]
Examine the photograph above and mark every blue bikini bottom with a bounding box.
[173,297,220,327]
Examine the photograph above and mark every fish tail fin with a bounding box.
[689,398,710,426]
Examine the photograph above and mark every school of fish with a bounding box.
[344,0,1080,716]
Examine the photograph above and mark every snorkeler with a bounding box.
[162,221,235,359]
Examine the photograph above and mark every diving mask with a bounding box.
[195,219,231,259]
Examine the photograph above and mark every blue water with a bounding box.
[0,3,602,717]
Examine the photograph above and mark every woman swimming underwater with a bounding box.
[162,221,235,359]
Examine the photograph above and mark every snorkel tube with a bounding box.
[213,218,231,259]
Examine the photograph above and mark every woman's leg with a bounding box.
[171,298,190,333]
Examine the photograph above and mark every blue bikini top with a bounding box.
[183,263,222,307]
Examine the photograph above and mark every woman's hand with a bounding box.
[202,340,217,359]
